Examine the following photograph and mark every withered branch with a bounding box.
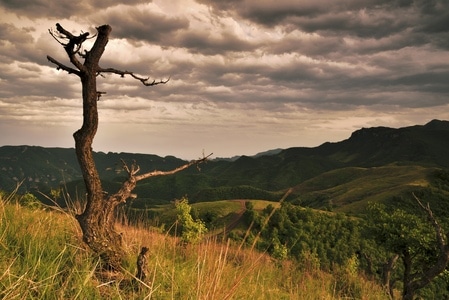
[121,159,140,176]
[407,192,449,296]
[134,152,213,182]
[46,55,81,76]
[48,23,91,71]
[97,67,170,86]
[413,193,447,251]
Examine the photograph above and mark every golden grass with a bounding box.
[0,195,388,299]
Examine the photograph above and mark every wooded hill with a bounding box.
[1,119,449,213]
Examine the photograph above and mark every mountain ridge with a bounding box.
[1,119,448,209]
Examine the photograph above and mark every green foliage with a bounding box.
[19,192,42,209]
[367,202,436,257]
[365,201,449,298]
[50,188,61,201]
[175,197,207,244]
[271,240,288,261]
[333,256,363,299]
[240,202,363,271]
[192,185,285,202]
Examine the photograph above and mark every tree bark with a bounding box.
[70,25,124,271]
[402,250,414,300]
[382,254,399,299]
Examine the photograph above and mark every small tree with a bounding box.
[367,194,449,299]
[47,24,211,271]
[175,197,207,244]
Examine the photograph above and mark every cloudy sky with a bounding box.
[1,0,448,159]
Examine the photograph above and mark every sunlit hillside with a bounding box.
[0,193,388,299]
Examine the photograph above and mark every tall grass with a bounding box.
[0,198,100,299]
[0,191,388,299]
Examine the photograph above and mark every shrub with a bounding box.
[175,197,207,243]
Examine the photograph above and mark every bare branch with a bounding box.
[56,23,75,39]
[97,67,170,86]
[120,159,140,176]
[48,28,68,47]
[134,153,213,182]
[49,23,89,71]
[408,192,449,294]
[47,55,81,76]
[412,192,446,250]
[56,23,90,53]
[96,91,106,101]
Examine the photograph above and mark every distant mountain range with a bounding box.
[1,119,449,211]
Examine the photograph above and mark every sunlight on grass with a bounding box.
[0,192,387,299]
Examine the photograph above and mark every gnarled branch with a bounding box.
[97,67,170,86]
[134,153,212,182]
[109,153,213,205]
[121,159,140,176]
[48,23,88,71]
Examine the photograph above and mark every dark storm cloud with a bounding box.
[200,0,448,41]
[92,4,257,55]
[0,23,35,63]
[94,6,189,43]
[176,31,257,55]
[0,0,149,18]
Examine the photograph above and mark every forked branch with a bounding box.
[47,23,170,86]
[412,193,447,250]
[49,23,91,55]
[112,153,213,204]
[121,159,140,176]
[48,23,90,71]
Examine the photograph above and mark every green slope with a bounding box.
[290,165,437,213]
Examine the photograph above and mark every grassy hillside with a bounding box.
[126,199,281,235]
[290,165,438,213]
[0,194,388,299]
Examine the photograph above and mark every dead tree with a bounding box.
[47,24,211,271]
[136,246,149,281]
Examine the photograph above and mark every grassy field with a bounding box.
[0,193,389,299]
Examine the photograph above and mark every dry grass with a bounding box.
[0,193,388,299]
[117,221,388,299]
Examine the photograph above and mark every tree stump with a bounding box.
[136,246,149,281]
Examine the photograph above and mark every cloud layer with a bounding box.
[1,0,448,158]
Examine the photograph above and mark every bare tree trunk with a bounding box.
[402,250,414,300]
[68,26,125,271]
[382,254,399,299]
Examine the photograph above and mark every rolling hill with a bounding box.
[1,119,449,211]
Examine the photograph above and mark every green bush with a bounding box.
[175,197,207,244]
